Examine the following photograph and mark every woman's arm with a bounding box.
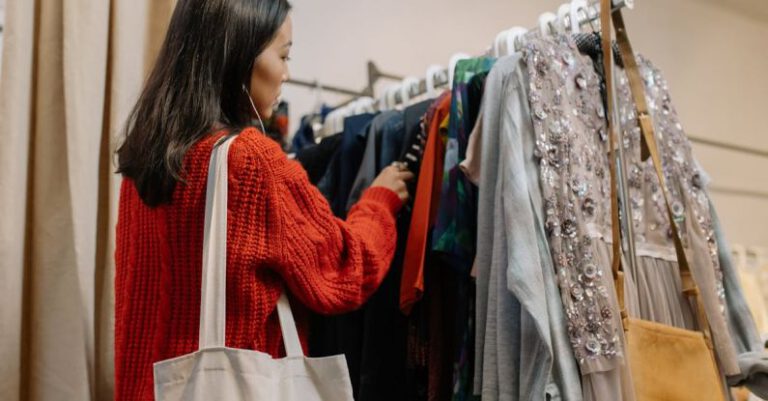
[229,129,404,314]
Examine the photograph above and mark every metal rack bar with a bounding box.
[689,135,768,159]
[708,186,768,200]
[285,78,366,98]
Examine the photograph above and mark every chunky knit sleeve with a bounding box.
[228,128,402,315]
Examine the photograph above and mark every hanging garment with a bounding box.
[308,112,376,397]
[432,57,496,274]
[309,107,420,401]
[378,111,406,170]
[346,110,403,211]
[153,135,354,401]
[334,113,378,217]
[295,133,342,185]
[711,205,768,399]
[345,110,412,401]
[291,104,335,152]
[315,112,376,216]
[472,53,583,401]
[400,92,452,315]
[524,32,742,400]
[399,99,436,194]
[604,6,727,398]
[614,53,740,376]
[423,57,495,401]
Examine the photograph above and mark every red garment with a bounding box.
[114,128,402,401]
[400,93,452,314]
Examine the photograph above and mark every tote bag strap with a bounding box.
[601,0,716,349]
[199,134,303,357]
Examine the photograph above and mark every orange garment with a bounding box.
[400,93,452,314]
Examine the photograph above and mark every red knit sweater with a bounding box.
[114,128,402,400]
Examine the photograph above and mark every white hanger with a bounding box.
[569,0,589,33]
[354,97,375,114]
[538,12,559,37]
[425,64,446,97]
[448,53,471,89]
[384,85,399,111]
[499,26,528,57]
[558,3,573,34]
[503,27,528,55]
[399,76,420,108]
[376,90,388,111]
[493,30,509,57]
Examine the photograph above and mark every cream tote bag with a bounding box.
[153,135,355,401]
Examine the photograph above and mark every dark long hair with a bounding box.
[116,0,292,207]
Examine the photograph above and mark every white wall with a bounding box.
[284,0,768,249]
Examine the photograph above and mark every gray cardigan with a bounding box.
[474,54,583,401]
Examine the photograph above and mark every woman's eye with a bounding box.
[282,56,292,62]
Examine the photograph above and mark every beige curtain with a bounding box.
[0,0,175,400]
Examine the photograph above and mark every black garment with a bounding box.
[335,113,377,217]
[295,133,342,185]
[309,114,375,397]
[357,209,413,401]
[345,111,403,211]
[315,113,377,217]
[466,73,486,134]
[573,33,624,67]
[398,99,434,197]
[310,108,419,401]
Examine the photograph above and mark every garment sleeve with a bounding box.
[229,130,403,315]
[710,198,768,398]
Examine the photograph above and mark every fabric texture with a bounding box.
[523,33,741,400]
[308,109,412,401]
[431,57,495,274]
[473,54,583,401]
[295,133,342,185]
[711,204,768,398]
[153,136,354,401]
[333,113,377,217]
[115,128,402,401]
[346,110,401,211]
[400,93,452,314]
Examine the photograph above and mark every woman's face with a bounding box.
[249,15,292,121]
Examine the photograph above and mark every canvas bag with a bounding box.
[599,2,728,400]
[153,135,355,401]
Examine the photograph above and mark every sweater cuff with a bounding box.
[360,187,404,215]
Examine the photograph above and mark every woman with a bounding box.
[114,0,413,399]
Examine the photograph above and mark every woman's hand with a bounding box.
[370,162,415,203]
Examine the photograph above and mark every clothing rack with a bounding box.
[289,0,635,112]
[689,135,768,160]
[286,61,404,107]
[287,1,768,205]
[376,0,635,108]
[708,186,768,201]
[686,135,768,200]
